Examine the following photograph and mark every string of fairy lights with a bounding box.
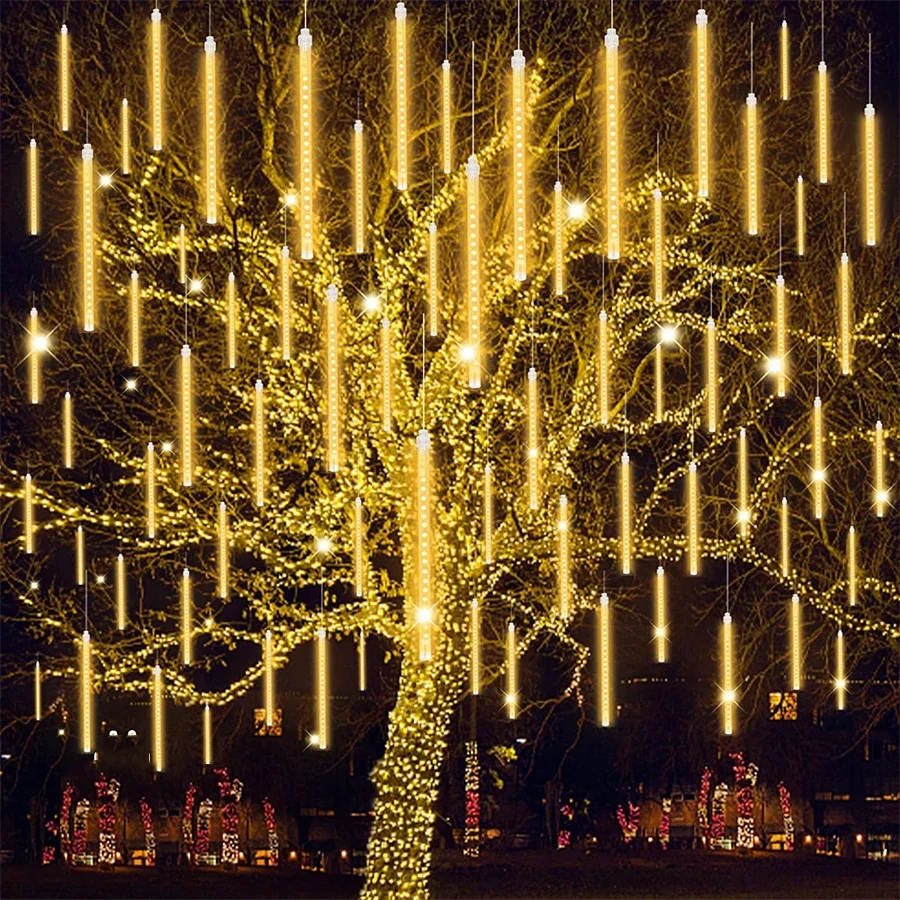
[11,1,897,803]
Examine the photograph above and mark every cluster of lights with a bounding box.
[616,802,640,843]
[710,784,727,848]
[463,741,480,857]
[139,798,156,866]
[778,782,794,851]
[731,753,758,850]
[324,285,341,472]
[262,797,279,865]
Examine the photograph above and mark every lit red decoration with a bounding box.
[59,783,74,860]
[463,740,480,858]
[72,798,89,860]
[778,781,794,851]
[730,751,758,850]
[616,802,640,843]
[182,784,197,858]
[195,799,213,860]
[557,800,574,849]
[659,797,671,850]
[216,768,242,865]
[95,774,120,865]
[42,818,58,864]
[262,797,279,866]
[696,767,712,845]
[710,783,727,849]
[139,797,156,866]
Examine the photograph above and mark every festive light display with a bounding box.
[778,782,794,851]
[59,24,70,131]
[687,461,700,575]
[254,379,266,506]
[526,367,540,509]
[96,775,120,865]
[780,19,790,101]
[846,526,857,607]
[790,593,802,690]
[483,463,493,565]
[264,629,275,729]
[598,310,610,425]
[72,800,89,860]
[358,629,367,692]
[558,800,574,848]
[203,33,218,224]
[27,307,41,404]
[62,392,74,469]
[316,627,329,750]
[873,420,886,516]
[280,246,292,359]
[604,26,621,259]
[553,182,565,296]
[710,783,727,848]
[598,592,612,727]
[145,442,156,538]
[178,223,187,285]
[463,741,480,857]
[80,629,91,754]
[34,659,41,720]
[415,429,434,661]
[620,451,632,574]
[616,802,640,843]
[773,275,787,396]
[695,8,710,197]
[297,26,314,258]
[353,497,366,597]
[203,703,212,766]
[655,566,667,663]
[834,627,846,710]
[180,344,194,487]
[731,752,758,850]
[262,797,279,865]
[139,798,156,866]
[660,797,671,849]
[75,525,85,584]
[511,47,527,280]
[115,553,126,630]
[469,599,480,695]
[721,611,735,735]
[27,138,38,235]
[811,396,825,519]
[427,223,439,336]
[353,120,365,254]
[216,770,242,866]
[23,475,34,554]
[654,342,664,424]
[505,620,517,719]
[558,495,571,619]
[863,99,877,246]
[652,188,664,302]
[81,144,95,332]
[441,59,452,174]
[182,784,197,854]
[466,152,482,388]
[60,784,73,860]
[226,272,237,368]
[216,501,229,599]
[795,175,805,256]
[838,252,852,375]
[745,91,759,235]
[181,567,192,665]
[150,9,163,150]
[697,767,712,843]
[817,61,829,183]
[381,318,392,431]
[706,316,718,430]
[195,798,212,858]
[126,270,142,367]
[780,496,790,577]
[120,97,130,175]
[737,427,750,537]
[151,664,164,771]
[324,285,341,472]
[394,3,409,190]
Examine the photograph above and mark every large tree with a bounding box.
[2,0,897,894]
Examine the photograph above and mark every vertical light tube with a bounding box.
[325,285,341,472]
[181,567,192,666]
[483,463,493,565]
[381,318,392,432]
[354,497,366,598]
[226,272,237,369]
[81,630,92,753]
[81,144,95,332]
[34,660,42,721]
[863,103,877,246]
[817,62,829,184]
[281,246,292,359]
[598,310,610,425]
[558,495,571,619]
[254,380,265,507]
[427,223,439,336]
[358,630,367,692]
[706,317,718,431]
[395,3,409,191]
[834,629,845,710]
[129,271,141,367]
[145,442,156,538]
[811,396,825,519]
[217,502,229,599]
[652,189,664,302]
[75,526,85,584]
[23,475,34,554]
[796,176,805,256]
[203,704,212,766]
[203,34,218,225]
[598,593,612,727]
[774,275,787,396]
[553,181,564,296]
[620,451,632,575]
[442,59,453,174]
[654,343,664,424]
[846,526,857,607]
[526,367,540,510]
[721,612,735,735]
[604,27,620,259]
[27,139,39,235]
[780,496,790,578]
[838,253,852,375]
[264,629,275,729]
[466,154,481,388]
[316,628,328,750]
[746,92,759,235]
[150,9,163,151]
[178,224,187,285]
[655,566,667,664]
[789,594,802,690]
[505,621,517,720]
[511,48,527,281]
[353,120,365,254]
[63,392,74,469]
[780,20,790,101]
[470,599,481,696]
[873,420,886,517]
[298,27,314,258]
[120,98,131,175]
[180,345,193,487]
[115,553,126,631]
[737,427,750,537]
[687,461,700,575]
[415,429,434,661]
[696,9,710,197]
[28,308,41,404]
[151,665,164,771]
[59,24,70,132]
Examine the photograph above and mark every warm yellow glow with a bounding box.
[217,501,229,599]
[604,28,621,259]
[145,442,156,538]
[721,612,735,735]
[598,593,612,727]
[652,188,664,302]
[115,553,126,630]
[203,34,218,224]
[81,144,95,332]
[351,497,367,597]
[553,182,564,296]
[838,253,852,375]
[526,367,540,510]
[441,59,452,174]
[59,25,70,131]
[75,525,85,585]
[298,26,314,258]
[150,9,163,150]
[737,427,750,538]
[620,451,632,575]
[772,276,787,396]
[178,224,187,285]
[598,310,610,425]
[687,461,700,575]
[120,98,131,175]
[863,104,877,246]
[23,474,34,554]
[34,660,41,721]
[506,621,517,720]
[789,594,802,691]
[394,3,409,190]
[381,318,392,432]
[745,93,759,235]
[483,463,493,565]
[415,429,434,661]
[655,567,667,664]
[253,380,266,507]
[873,420,886,517]
[558,495,571,619]
[817,62,829,183]
[470,599,481,696]
[219,274,235,370]
[358,630,367,692]
[846,526,857,607]
[780,20,790,101]
[125,270,141,367]
[81,630,92,754]
[27,139,38,235]
[280,246,291,359]
[203,704,212,766]
[427,223,439,336]
[264,629,275,728]
[27,308,41,404]
[695,8,710,197]
[353,120,365,254]
[795,175,805,256]
[780,496,790,578]
[706,317,718,431]
[325,285,341,472]
[466,154,482,388]
[181,567,192,665]
[811,396,825,519]
[180,344,193,487]
[151,665,164,771]
[654,342,664,424]
[834,629,845,710]
[511,48,527,281]
[316,627,328,750]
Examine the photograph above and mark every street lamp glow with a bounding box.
[660,324,677,345]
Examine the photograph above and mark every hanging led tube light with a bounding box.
[780,19,790,101]
[838,253,852,375]
[466,153,482,388]
[483,463,493,566]
[203,704,213,766]
[264,629,275,729]
[121,98,131,175]
[604,26,621,259]
[526,367,540,510]
[203,33,218,225]
[427,223,439,336]
[687,461,700,575]
[150,9,163,150]
[442,58,452,174]
[151,665,164,771]
[598,593,612,726]
[795,175,805,256]
[181,567,192,666]
[654,343,664,424]
[75,526,85,585]
[721,612,735,735]
[470,599,481,695]
[846,526,857,607]
[737,428,750,537]
[598,310,610,426]
[817,62,829,183]
[511,47,527,281]
[553,181,565,296]
[178,224,187,285]
[27,139,39,235]
[23,474,34,554]
[115,553,126,630]
[28,308,41,404]
[145,442,156,538]
[59,24,70,132]
[706,316,718,432]
[695,8,710,197]
[217,502,229,599]
[128,271,141,367]
[415,429,434,661]
[811,396,825,519]
[316,628,329,750]
[281,246,292,359]
[780,496,790,577]
[180,344,194,487]
[34,660,41,721]
[654,566,667,663]
[652,188,664,302]
[298,25,314,258]
[394,2,409,191]
[620,451,632,575]
[789,594,802,690]
[381,318,392,432]
[226,273,237,369]
[873,420,887,517]
[773,275,787,396]
[358,630,367,692]
[63,392,74,469]
[81,629,92,753]
[324,285,341,472]
[745,91,759,235]
[505,621,517,720]
[81,143,95,332]
[558,495,571,619]
[353,120,365,254]
[354,497,366,598]
[834,629,846,710]
[253,380,265,507]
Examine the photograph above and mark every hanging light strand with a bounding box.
[81,628,92,753]
[353,120,365,254]
[780,18,790,101]
[415,429,434,661]
[34,660,42,721]
[181,568,192,665]
[696,8,710,197]
[63,392,74,469]
[873,420,886,516]
[745,23,759,235]
[774,273,787,396]
[511,46,527,280]
[358,630,367,692]
[298,25,314,258]
[316,627,328,750]
[281,246,292,359]
[737,427,750,537]
[846,526,857,607]
[59,24,70,132]
[325,285,341,472]
[817,5,829,184]
[553,180,565,296]
[470,599,481,695]
[427,222,439,336]
[687,461,700,575]
[28,308,41,405]
[203,704,212,766]
[598,309,610,425]
[789,594,802,690]
[863,35,877,246]
[395,2,409,190]
[254,380,266,507]
[203,33,218,224]
[706,313,718,432]
[121,98,131,175]
[652,187,664,302]
[620,451,632,574]
[75,526,85,585]
[655,566,667,663]
[180,344,193,487]
[150,9,163,150]
[834,629,846,710]
[466,151,481,387]
[178,224,187,285]
[796,175,805,256]
[526,367,540,510]
[483,463,493,565]
[838,248,852,376]
[145,442,156,538]
[598,592,612,726]
[152,665,164,771]
[381,318,392,432]
[129,271,141,367]
[264,629,275,728]
[354,497,366,598]
[558,495,571,618]
[811,396,825,519]
[506,621,517,719]
[23,474,34,554]
[115,553,126,630]
[441,55,452,174]
[604,24,621,258]
[217,501,229,599]
[28,138,39,235]
[722,611,735,735]
[780,496,790,577]
[81,143,95,332]
[654,342,664,424]
[226,272,237,369]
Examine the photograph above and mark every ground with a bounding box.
[1,851,898,899]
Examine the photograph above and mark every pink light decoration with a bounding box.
[59,784,74,860]
[72,799,89,858]
[463,740,480,857]
[139,797,156,866]
[616,802,640,843]
[730,751,758,850]
[557,800,574,849]
[216,768,242,865]
[262,797,279,866]
[95,774,120,865]
[182,784,197,858]
[195,799,213,859]
[660,797,672,849]
[697,767,712,845]
[778,781,794,851]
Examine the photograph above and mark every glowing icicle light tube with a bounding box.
[721,612,735,736]
[652,189,664,302]
[394,3,409,191]
[654,343,664,424]
[655,566,667,663]
[470,599,481,695]
[27,139,38,235]
[81,630,92,753]
[358,630,367,692]
[789,594,802,690]
[280,246,291,359]
[316,628,328,750]
[180,344,194,487]
[145,442,156,538]
[263,629,275,729]
[298,26,314,258]
[120,98,130,175]
[466,153,482,388]
[598,310,610,425]
[203,704,212,766]
[780,496,790,577]
[253,380,265,507]
[353,120,365,254]
[381,318,392,432]
[817,61,829,184]
[217,502,229,599]
[63,393,74,468]
[483,463,493,565]
[505,621,517,720]
[181,567,192,666]
[745,91,759,235]
[687,461,700,575]
[604,26,621,259]
[811,396,825,519]
[795,176,805,256]
[59,24,70,132]
[324,285,341,472]
[150,9,163,150]
[34,660,41,721]
[23,475,34,554]
[226,273,237,369]
[442,59,452,174]
[115,553,126,631]
[846,526,857,607]
[511,47,527,281]
[558,495,571,619]
[696,8,710,197]
[353,497,366,598]
[129,271,141,367]
[151,665,164,771]
[427,223,439,336]
[75,526,85,585]
[28,308,41,404]
[81,144,95,332]
[706,317,718,432]
[203,34,218,225]
[553,181,564,296]
[874,420,886,517]
[620,451,632,575]
[773,275,787,396]
[737,427,750,538]
[834,629,846,710]
[526,367,540,510]
[178,224,186,285]
[780,20,790,101]
[415,429,434,661]
[598,593,612,726]
[863,102,877,246]
[838,253,852,375]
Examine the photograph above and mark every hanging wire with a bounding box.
[517,0,521,51]
[816,336,821,395]
[779,213,783,274]
[842,191,847,253]
[750,21,754,93]
[445,1,449,60]
[820,0,825,61]
[656,131,660,176]
[471,42,475,155]
[601,255,606,311]
[868,34,872,105]
[422,314,427,428]
[725,556,731,614]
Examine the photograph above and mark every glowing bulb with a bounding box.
[838,252,852,376]
[95,574,105,585]
[526,367,540,510]
[811,396,825,519]
[81,630,92,754]
[655,567,667,663]
[180,344,193,487]
[178,224,187,285]
[470,599,481,695]
[873,420,886,517]
[789,594,802,690]
[687,461,700,576]
[558,495,571,619]
[506,622,517,720]
[226,272,237,369]
[416,606,433,625]
[353,120,365,254]
[654,342,665,424]
[34,660,41,721]
[280,246,291,360]
[795,175,805,256]
[780,497,790,578]
[27,138,38,235]
[459,343,474,363]
[125,378,137,392]
[27,308,41,405]
[598,310,610,426]
[99,173,113,188]
[75,525,85,585]
[151,665,164,771]
[297,27,314,258]
[706,317,718,432]
[660,324,677,345]
[834,629,845,710]
[695,8,710,197]
[568,200,586,220]
[721,612,735,735]
[145,442,156,538]
[150,9,163,150]
[203,34,218,224]
[189,278,203,294]
[466,154,482,388]
[358,630,367,692]
[441,58,452,174]
[737,427,750,538]
[264,629,275,729]
[59,24,70,132]
[315,537,332,554]
[553,182,565,296]
[483,463,493,566]
[620,451,632,574]
[780,20,790,101]
[846,526,857,607]
[115,553,126,631]
[284,191,297,208]
[511,48,527,281]
[181,567,192,665]
[324,285,341,472]
[427,222,439,336]
[817,61,829,183]
[745,92,759,235]
[381,318,392,432]
[353,497,366,598]
[162,441,173,454]
[217,502,229,599]
[598,593,612,727]
[863,103,877,246]
[316,627,328,751]
[394,3,409,191]
[415,429,434,661]
[23,474,34,554]
[604,27,621,259]
[203,704,212,766]
[81,144,95,332]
